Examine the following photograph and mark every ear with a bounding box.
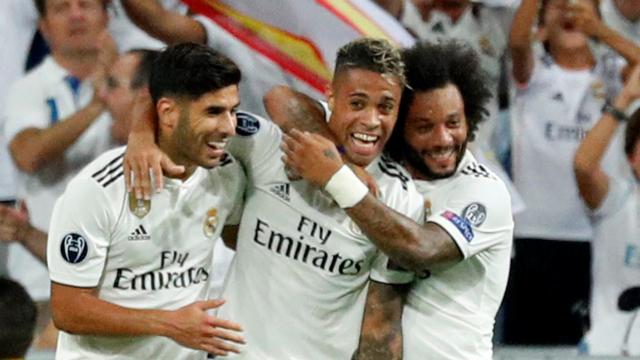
[326,86,335,112]
[38,18,50,43]
[156,98,180,131]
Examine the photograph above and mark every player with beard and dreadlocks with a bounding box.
[280,40,514,360]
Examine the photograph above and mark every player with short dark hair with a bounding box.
[47,42,246,359]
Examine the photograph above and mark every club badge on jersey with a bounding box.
[423,199,432,222]
[129,193,151,219]
[203,208,219,238]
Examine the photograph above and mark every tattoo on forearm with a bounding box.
[323,149,337,159]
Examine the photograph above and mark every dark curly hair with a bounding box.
[385,40,491,161]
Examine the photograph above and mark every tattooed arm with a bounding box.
[282,129,462,272]
[353,281,408,360]
[263,85,336,140]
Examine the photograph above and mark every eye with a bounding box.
[446,118,461,128]
[379,101,395,114]
[350,99,365,110]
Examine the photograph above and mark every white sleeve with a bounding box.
[47,177,114,288]
[224,162,247,226]
[3,80,50,142]
[226,111,283,185]
[428,176,513,259]
[591,176,634,222]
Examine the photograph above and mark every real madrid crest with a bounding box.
[203,208,219,237]
[128,193,151,219]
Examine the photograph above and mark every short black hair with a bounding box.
[625,108,640,157]
[334,37,405,87]
[34,0,108,17]
[127,49,160,90]
[149,42,241,104]
[386,40,491,160]
[0,277,37,358]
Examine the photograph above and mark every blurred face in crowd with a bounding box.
[159,85,240,171]
[402,83,469,180]
[39,0,108,56]
[101,53,141,144]
[412,0,470,23]
[614,0,640,22]
[326,68,402,167]
[542,0,598,51]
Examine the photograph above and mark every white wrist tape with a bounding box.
[324,165,368,208]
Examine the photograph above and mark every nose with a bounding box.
[219,112,236,137]
[431,124,454,147]
[362,107,382,130]
[69,2,86,20]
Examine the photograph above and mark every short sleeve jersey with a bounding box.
[512,52,624,241]
[374,151,513,360]
[3,56,114,300]
[583,177,640,356]
[47,147,245,360]
[218,111,424,359]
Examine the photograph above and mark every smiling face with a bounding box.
[160,85,240,173]
[542,0,596,51]
[402,84,469,180]
[326,68,403,167]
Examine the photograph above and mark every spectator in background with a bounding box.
[0,277,38,360]
[0,0,39,276]
[0,48,159,268]
[505,0,640,345]
[2,0,117,349]
[574,65,640,356]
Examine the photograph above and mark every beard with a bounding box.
[402,141,467,181]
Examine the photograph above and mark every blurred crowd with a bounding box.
[1,0,640,358]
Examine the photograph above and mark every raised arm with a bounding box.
[509,0,539,84]
[353,281,407,360]
[120,0,206,45]
[0,203,47,264]
[263,85,335,139]
[281,129,462,272]
[574,65,640,209]
[571,0,640,65]
[51,283,243,356]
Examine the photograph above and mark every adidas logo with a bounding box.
[128,225,151,241]
[270,183,290,202]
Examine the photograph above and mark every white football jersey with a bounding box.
[219,112,424,359]
[512,52,624,241]
[4,56,114,300]
[372,151,513,360]
[583,177,640,356]
[47,147,245,360]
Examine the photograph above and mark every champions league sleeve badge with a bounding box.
[60,233,88,264]
[203,208,219,238]
[129,193,151,219]
[462,202,487,227]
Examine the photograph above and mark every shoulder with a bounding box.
[235,111,267,137]
[452,158,512,226]
[374,154,414,193]
[69,147,127,193]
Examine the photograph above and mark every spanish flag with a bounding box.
[183,0,414,97]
